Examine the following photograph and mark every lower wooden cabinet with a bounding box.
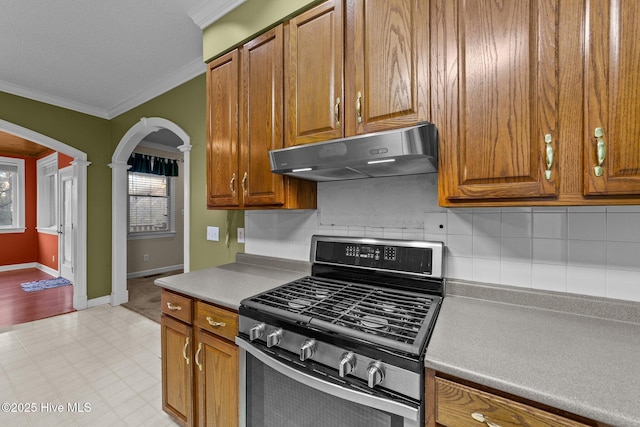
[426,370,597,427]
[161,289,239,427]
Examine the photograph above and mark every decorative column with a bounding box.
[109,160,131,306]
[70,159,91,310]
[178,144,192,273]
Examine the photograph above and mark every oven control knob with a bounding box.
[338,352,356,377]
[299,339,317,361]
[249,323,265,341]
[266,328,283,348]
[366,362,385,388]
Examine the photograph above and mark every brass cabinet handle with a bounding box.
[206,316,226,327]
[544,134,553,180]
[183,337,190,365]
[166,302,182,311]
[241,172,248,195]
[356,91,363,124]
[229,173,236,194]
[335,97,341,128]
[471,412,501,427]
[195,342,203,371]
[594,127,606,177]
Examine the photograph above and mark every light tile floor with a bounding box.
[0,305,179,427]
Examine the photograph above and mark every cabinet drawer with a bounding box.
[161,289,193,324]
[195,301,238,342]
[435,378,589,427]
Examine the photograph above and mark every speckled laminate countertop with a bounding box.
[425,280,640,427]
[154,253,310,309]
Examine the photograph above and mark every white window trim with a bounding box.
[36,152,58,233]
[0,156,25,234]
[127,172,176,240]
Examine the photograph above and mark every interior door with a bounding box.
[58,166,74,281]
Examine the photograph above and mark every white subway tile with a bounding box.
[567,240,606,268]
[365,227,384,238]
[531,264,567,292]
[607,212,640,242]
[500,237,532,262]
[533,238,567,265]
[446,235,473,258]
[501,212,532,238]
[383,228,403,240]
[532,212,567,239]
[606,269,640,302]
[500,261,532,288]
[402,228,425,240]
[568,212,606,240]
[445,256,473,280]
[424,212,447,235]
[425,234,447,244]
[473,258,501,283]
[473,236,501,260]
[473,212,501,237]
[607,242,640,271]
[607,205,640,213]
[447,211,473,235]
[568,206,606,213]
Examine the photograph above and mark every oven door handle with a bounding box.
[235,337,419,421]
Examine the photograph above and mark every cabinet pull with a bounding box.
[195,342,203,371]
[166,302,182,311]
[335,97,341,128]
[230,173,236,194]
[183,337,190,365]
[594,127,606,177]
[544,134,553,180]
[356,91,362,124]
[206,316,226,327]
[471,412,501,427]
[241,172,248,195]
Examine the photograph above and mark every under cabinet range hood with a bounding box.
[269,122,438,181]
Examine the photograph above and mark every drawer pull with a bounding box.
[166,302,182,311]
[471,412,501,427]
[206,316,226,327]
[183,337,190,365]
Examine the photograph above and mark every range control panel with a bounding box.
[315,240,432,274]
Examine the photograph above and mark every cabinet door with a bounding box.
[434,0,559,204]
[161,315,194,427]
[584,0,640,195]
[196,330,239,427]
[207,49,240,208]
[345,0,429,135]
[285,0,344,146]
[240,25,286,206]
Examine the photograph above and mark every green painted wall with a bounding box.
[0,91,112,299]
[110,75,244,271]
[202,0,321,62]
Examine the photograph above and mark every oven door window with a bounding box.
[245,352,412,427]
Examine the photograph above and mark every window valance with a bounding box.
[127,153,179,177]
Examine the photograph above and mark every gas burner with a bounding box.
[288,298,311,309]
[382,303,397,312]
[360,315,389,330]
[315,289,329,299]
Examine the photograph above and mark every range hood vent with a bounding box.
[269,122,438,182]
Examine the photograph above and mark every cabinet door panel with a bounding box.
[206,50,240,208]
[584,0,640,195]
[196,330,238,427]
[161,315,193,427]
[435,0,559,203]
[346,0,429,135]
[286,0,344,146]
[240,26,285,206]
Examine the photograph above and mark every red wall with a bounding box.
[0,152,66,270]
[0,155,38,266]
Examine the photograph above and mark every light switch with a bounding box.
[207,226,219,241]
[237,228,245,243]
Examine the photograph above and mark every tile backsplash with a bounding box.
[245,174,640,302]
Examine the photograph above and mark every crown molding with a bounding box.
[187,0,247,29]
[105,58,206,119]
[0,80,109,119]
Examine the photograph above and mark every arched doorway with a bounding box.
[0,119,90,310]
[110,117,191,306]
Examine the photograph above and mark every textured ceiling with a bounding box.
[0,0,238,119]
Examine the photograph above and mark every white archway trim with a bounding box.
[0,118,89,310]
[111,117,191,306]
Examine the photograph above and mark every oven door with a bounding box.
[236,337,421,427]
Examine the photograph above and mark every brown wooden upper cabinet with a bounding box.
[206,25,316,210]
[285,0,429,147]
[584,0,640,196]
[436,0,640,206]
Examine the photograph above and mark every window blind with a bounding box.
[128,172,173,233]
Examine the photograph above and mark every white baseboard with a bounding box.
[0,262,59,277]
[127,264,184,279]
[88,295,111,308]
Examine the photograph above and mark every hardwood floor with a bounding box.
[0,268,74,328]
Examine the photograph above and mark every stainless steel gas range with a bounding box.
[236,235,445,427]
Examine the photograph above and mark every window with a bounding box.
[128,172,175,238]
[37,153,58,232]
[0,156,25,233]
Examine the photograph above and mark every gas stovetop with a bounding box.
[241,275,441,355]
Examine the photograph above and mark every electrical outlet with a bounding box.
[143,254,149,261]
[207,226,219,241]
[52,255,55,263]
[237,227,245,243]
